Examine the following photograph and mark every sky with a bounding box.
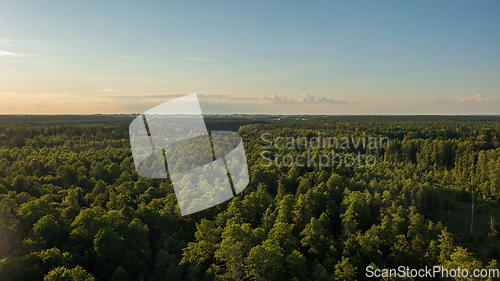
[0,1,499,115]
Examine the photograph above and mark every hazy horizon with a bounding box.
[2,113,500,117]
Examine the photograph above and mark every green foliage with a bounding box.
[334,256,357,281]
[110,266,130,281]
[245,239,284,281]
[0,116,500,280]
[33,215,66,249]
[0,255,42,281]
[43,265,94,281]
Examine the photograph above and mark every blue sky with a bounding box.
[0,1,499,114]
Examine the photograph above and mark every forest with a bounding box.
[0,115,499,280]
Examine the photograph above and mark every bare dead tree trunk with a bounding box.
[470,191,474,233]
[470,160,475,234]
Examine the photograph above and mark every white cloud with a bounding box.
[0,50,21,56]
[429,95,492,104]
[259,95,293,104]
[296,94,350,104]
[98,93,360,113]
[458,95,491,102]
[259,94,356,105]
[187,57,216,62]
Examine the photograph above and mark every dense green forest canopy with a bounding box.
[0,115,499,280]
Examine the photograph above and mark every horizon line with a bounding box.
[1,114,500,117]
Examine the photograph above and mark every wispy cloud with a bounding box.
[296,94,353,104]
[101,93,184,100]
[458,95,490,102]
[429,95,492,104]
[94,89,124,92]
[0,92,76,100]
[0,50,21,56]
[99,93,360,107]
[428,98,452,104]
[0,93,19,97]
[187,57,216,62]
[259,94,357,105]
